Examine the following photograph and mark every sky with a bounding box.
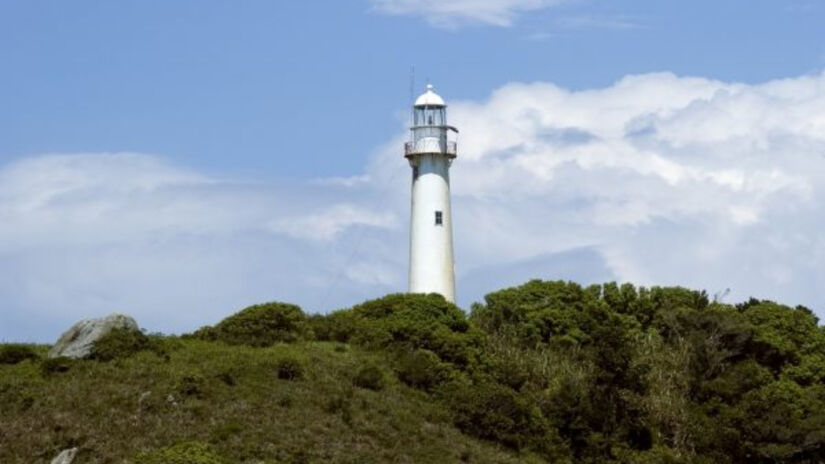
[2,0,825,342]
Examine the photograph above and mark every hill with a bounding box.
[2,281,825,463]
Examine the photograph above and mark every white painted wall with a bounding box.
[408,152,456,302]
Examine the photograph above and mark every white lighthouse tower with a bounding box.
[406,84,458,302]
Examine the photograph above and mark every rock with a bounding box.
[50,447,78,464]
[138,391,152,410]
[48,313,139,359]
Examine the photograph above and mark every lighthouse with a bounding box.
[406,84,458,302]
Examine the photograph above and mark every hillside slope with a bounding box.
[3,281,825,463]
[0,340,530,463]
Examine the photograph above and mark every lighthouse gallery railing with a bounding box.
[404,140,457,157]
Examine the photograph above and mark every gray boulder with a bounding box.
[48,313,139,359]
[50,447,78,464]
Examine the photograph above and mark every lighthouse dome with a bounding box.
[414,84,446,107]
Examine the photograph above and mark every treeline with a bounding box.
[189,280,825,463]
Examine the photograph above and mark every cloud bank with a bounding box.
[0,154,404,341]
[440,72,825,313]
[369,0,566,27]
[3,71,825,341]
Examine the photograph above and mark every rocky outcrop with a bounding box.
[50,447,78,464]
[48,313,139,359]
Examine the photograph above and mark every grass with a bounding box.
[0,339,532,464]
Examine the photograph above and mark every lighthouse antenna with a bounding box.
[409,66,416,127]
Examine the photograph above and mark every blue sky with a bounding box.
[2,0,825,341]
[3,0,823,177]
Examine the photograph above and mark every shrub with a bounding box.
[134,441,226,464]
[324,393,353,425]
[742,302,820,371]
[215,370,236,387]
[277,395,293,408]
[41,356,73,376]
[177,374,206,398]
[307,314,332,341]
[91,327,151,361]
[308,310,361,343]
[784,354,825,386]
[471,280,636,348]
[189,325,217,341]
[0,381,36,412]
[334,343,348,353]
[348,293,481,367]
[444,379,556,453]
[209,422,243,443]
[353,364,385,391]
[276,357,304,381]
[395,349,450,391]
[0,344,39,365]
[198,302,307,347]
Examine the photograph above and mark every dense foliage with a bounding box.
[2,280,824,463]
[90,327,154,361]
[464,281,825,463]
[312,282,825,463]
[0,344,39,365]
[193,302,308,346]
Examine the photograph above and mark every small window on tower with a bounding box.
[435,211,443,226]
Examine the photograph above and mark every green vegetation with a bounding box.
[2,281,825,463]
[353,364,386,391]
[274,356,305,381]
[135,442,226,464]
[39,356,74,376]
[193,302,307,346]
[0,344,39,365]
[90,327,154,361]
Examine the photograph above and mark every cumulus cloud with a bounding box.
[4,71,825,341]
[267,204,397,242]
[434,72,825,311]
[369,0,566,27]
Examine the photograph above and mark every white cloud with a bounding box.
[432,71,825,309]
[555,14,640,31]
[0,153,402,341]
[266,204,397,242]
[4,71,825,342]
[369,0,566,27]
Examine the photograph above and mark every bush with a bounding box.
[0,381,36,412]
[197,302,307,347]
[215,370,236,387]
[324,393,353,425]
[444,379,556,453]
[276,357,304,381]
[41,356,73,376]
[0,344,39,365]
[353,364,385,391]
[308,311,359,343]
[177,374,206,398]
[134,441,226,464]
[91,327,152,361]
[395,349,450,391]
[348,293,481,367]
